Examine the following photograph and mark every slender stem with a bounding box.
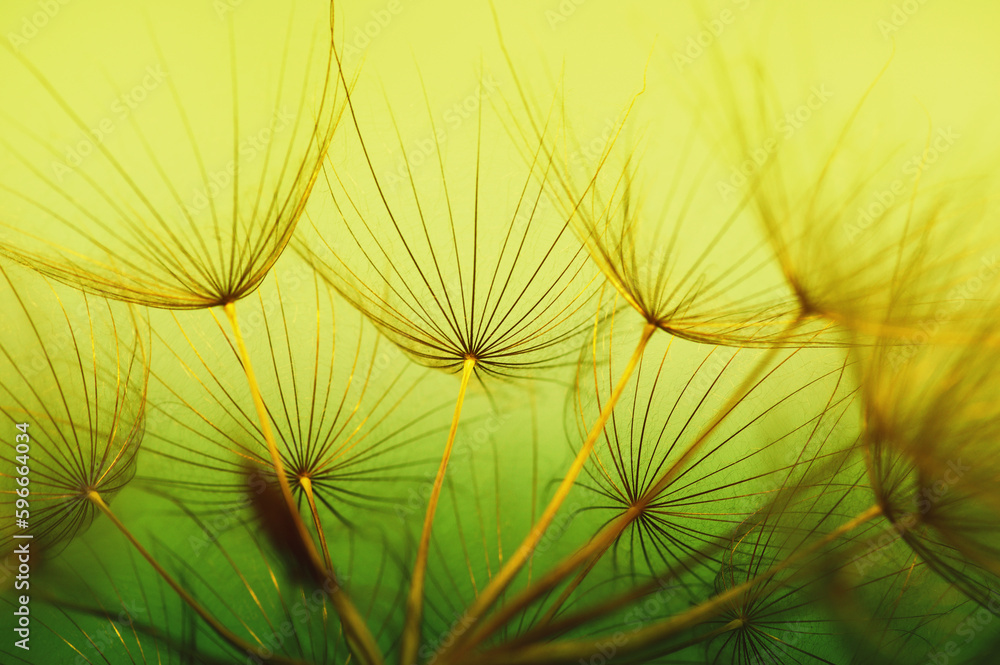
[300,476,334,574]
[536,547,602,628]
[490,569,690,651]
[435,322,657,663]
[87,491,310,665]
[224,302,315,559]
[487,616,744,665]
[444,320,804,660]
[474,505,883,665]
[400,357,478,665]
[223,301,383,665]
[652,618,745,657]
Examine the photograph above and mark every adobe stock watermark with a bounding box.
[242,573,352,665]
[877,0,932,40]
[545,0,589,30]
[50,64,169,182]
[720,619,825,665]
[851,456,970,576]
[393,410,509,523]
[886,253,997,370]
[923,587,1000,665]
[778,408,841,470]
[672,0,756,71]
[419,612,478,662]
[6,0,73,50]
[578,578,679,665]
[19,296,145,385]
[569,115,623,168]
[342,0,405,58]
[179,107,293,216]
[228,259,315,342]
[213,0,245,18]
[844,126,958,244]
[188,471,268,558]
[382,74,501,188]
[72,600,145,665]
[716,84,833,202]
[684,347,744,405]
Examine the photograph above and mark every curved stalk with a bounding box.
[223,301,383,665]
[473,505,882,665]
[300,475,334,574]
[486,616,744,665]
[400,356,477,665]
[224,302,316,560]
[535,547,602,628]
[442,317,809,661]
[434,321,657,663]
[87,491,311,665]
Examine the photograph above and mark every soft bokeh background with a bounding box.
[2,1,999,663]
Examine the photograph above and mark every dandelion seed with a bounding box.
[298,47,616,662]
[705,52,1000,343]
[860,318,1000,609]
[0,260,147,556]
[0,0,345,309]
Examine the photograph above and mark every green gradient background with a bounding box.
[1,1,999,664]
